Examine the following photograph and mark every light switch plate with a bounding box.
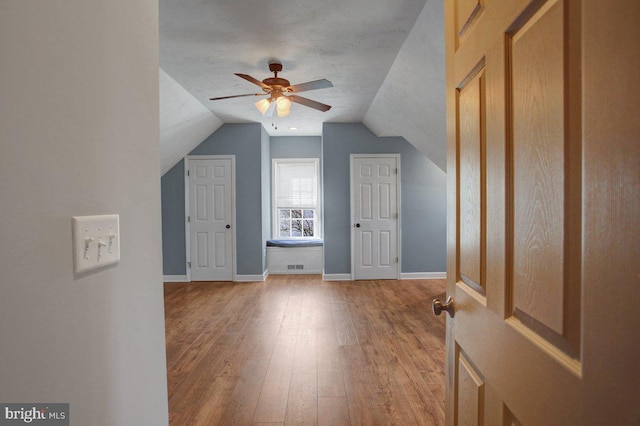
[72,214,120,274]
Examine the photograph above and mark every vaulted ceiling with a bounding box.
[159,0,446,174]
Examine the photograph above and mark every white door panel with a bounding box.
[188,157,234,281]
[351,155,399,280]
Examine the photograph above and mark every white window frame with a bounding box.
[272,158,321,240]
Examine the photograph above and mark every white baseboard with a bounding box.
[163,275,187,282]
[321,272,446,281]
[165,271,271,283]
[322,273,352,281]
[235,270,268,282]
[400,272,447,280]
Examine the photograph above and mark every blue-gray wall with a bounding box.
[322,123,446,275]
[161,159,186,275]
[161,124,446,277]
[260,126,271,271]
[270,136,322,158]
[161,123,268,276]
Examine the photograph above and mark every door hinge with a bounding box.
[187,169,190,176]
[395,167,398,175]
[187,261,191,268]
[188,216,190,223]
[396,257,399,263]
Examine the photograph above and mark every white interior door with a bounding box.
[187,157,234,281]
[443,0,640,424]
[351,155,399,280]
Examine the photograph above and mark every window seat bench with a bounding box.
[266,239,323,274]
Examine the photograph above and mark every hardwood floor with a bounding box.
[164,275,447,425]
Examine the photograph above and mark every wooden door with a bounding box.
[187,157,234,281]
[444,0,640,424]
[351,155,399,280]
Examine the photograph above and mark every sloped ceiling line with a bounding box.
[159,68,222,175]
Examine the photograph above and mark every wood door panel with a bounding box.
[447,0,640,424]
[510,0,566,337]
[454,284,581,426]
[484,40,508,317]
[445,0,604,423]
[457,64,485,292]
[455,0,483,41]
[503,406,522,426]
[456,350,485,426]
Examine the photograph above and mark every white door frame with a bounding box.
[184,155,236,282]
[350,154,402,280]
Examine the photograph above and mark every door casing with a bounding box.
[350,154,401,280]
[184,155,236,282]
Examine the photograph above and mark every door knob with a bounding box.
[432,296,455,318]
[355,223,361,228]
[226,224,231,229]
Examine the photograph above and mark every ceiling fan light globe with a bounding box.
[276,96,291,108]
[276,96,292,117]
[277,108,290,118]
[255,98,271,115]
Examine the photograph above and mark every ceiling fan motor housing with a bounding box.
[263,77,291,89]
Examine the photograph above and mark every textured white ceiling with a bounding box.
[159,0,428,136]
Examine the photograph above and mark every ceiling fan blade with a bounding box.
[235,73,270,90]
[289,95,332,112]
[287,79,333,93]
[209,93,265,101]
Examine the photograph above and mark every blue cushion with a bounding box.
[266,239,323,248]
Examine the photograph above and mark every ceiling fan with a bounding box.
[209,61,333,118]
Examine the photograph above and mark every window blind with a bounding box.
[276,161,318,208]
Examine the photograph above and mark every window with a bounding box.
[273,158,320,239]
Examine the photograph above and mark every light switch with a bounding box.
[72,214,120,274]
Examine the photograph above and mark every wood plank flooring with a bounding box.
[164,275,447,425]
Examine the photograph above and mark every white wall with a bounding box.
[0,1,168,425]
[364,0,446,171]
[160,69,222,175]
